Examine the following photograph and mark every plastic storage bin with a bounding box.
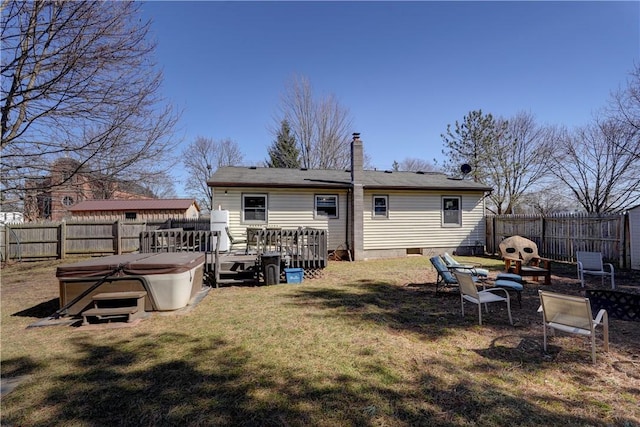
[284,268,304,284]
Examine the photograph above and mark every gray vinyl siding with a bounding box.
[363,190,486,250]
[213,187,348,251]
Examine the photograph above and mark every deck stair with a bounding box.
[81,291,147,326]
[216,255,260,286]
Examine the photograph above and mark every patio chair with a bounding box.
[441,252,489,278]
[576,251,615,289]
[225,226,247,253]
[498,236,551,285]
[538,290,609,364]
[454,272,513,325]
[430,255,475,293]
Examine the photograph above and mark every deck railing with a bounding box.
[139,229,220,285]
[253,228,327,270]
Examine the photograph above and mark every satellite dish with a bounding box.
[460,164,472,175]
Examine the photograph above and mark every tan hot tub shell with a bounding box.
[56,253,205,315]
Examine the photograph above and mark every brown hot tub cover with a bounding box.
[56,253,206,278]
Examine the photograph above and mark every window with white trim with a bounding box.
[373,195,388,218]
[315,195,338,219]
[243,194,267,223]
[442,196,461,227]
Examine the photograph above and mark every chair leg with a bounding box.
[505,298,513,325]
[516,291,522,308]
[591,334,597,364]
[543,324,548,352]
[477,303,482,325]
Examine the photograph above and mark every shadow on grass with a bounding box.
[1,332,626,426]
[289,280,514,341]
[11,298,60,318]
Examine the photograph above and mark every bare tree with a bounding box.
[605,64,640,168]
[140,172,177,199]
[277,75,353,169]
[392,157,439,172]
[518,183,577,214]
[547,118,640,213]
[484,112,552,214]
[608,64,640,136]
[182,136,244,212]
[1,1,179,202]
[442,110,549,214]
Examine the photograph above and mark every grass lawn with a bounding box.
[1,255,639,426]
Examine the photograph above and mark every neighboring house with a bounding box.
[68,199,200,221]
[208,134,492,260]
[23,157,153,221]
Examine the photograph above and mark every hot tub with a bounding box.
[56,252,205,315]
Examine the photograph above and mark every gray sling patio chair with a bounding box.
[538,290,609,364]
[455,271,513,326]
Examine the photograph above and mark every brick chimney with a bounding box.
[351,132,363,184]
[350,133,364,261]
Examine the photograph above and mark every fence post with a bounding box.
[540,216,546,255]
[2,225,7,261]
[59,221,66,260]
[114,220,122,255]
[622,213,629,269]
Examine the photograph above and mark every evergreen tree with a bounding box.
[440,110,505,182]
[267,120,301,168]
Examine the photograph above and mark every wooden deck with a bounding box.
[139,228,329,287]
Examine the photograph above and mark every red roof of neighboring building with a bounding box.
[68,199,199,212]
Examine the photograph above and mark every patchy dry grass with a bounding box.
[1,255,639,426]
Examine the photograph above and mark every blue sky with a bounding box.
[140,1,639,196]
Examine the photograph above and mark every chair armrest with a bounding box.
[485,287,510,300]
[449,265,477,274]
[604,263,615,274]
[594,308,608,326]
[540,258,552,269]
[503,256,522,266]
[503,257,522,273]
[452,264,478,269]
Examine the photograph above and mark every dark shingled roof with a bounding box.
[208,167,493,192]
[68,199,199,212]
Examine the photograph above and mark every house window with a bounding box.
[243,194,267,223]
[373,195,388,218]
[442,196,461,227]
[125,212,137,220]
[62,196,74,207]
[315,195,338,219]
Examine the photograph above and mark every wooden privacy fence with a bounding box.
[486,213,629,267]
[1,220,151,261]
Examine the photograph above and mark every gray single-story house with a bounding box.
[207,134,492,260]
